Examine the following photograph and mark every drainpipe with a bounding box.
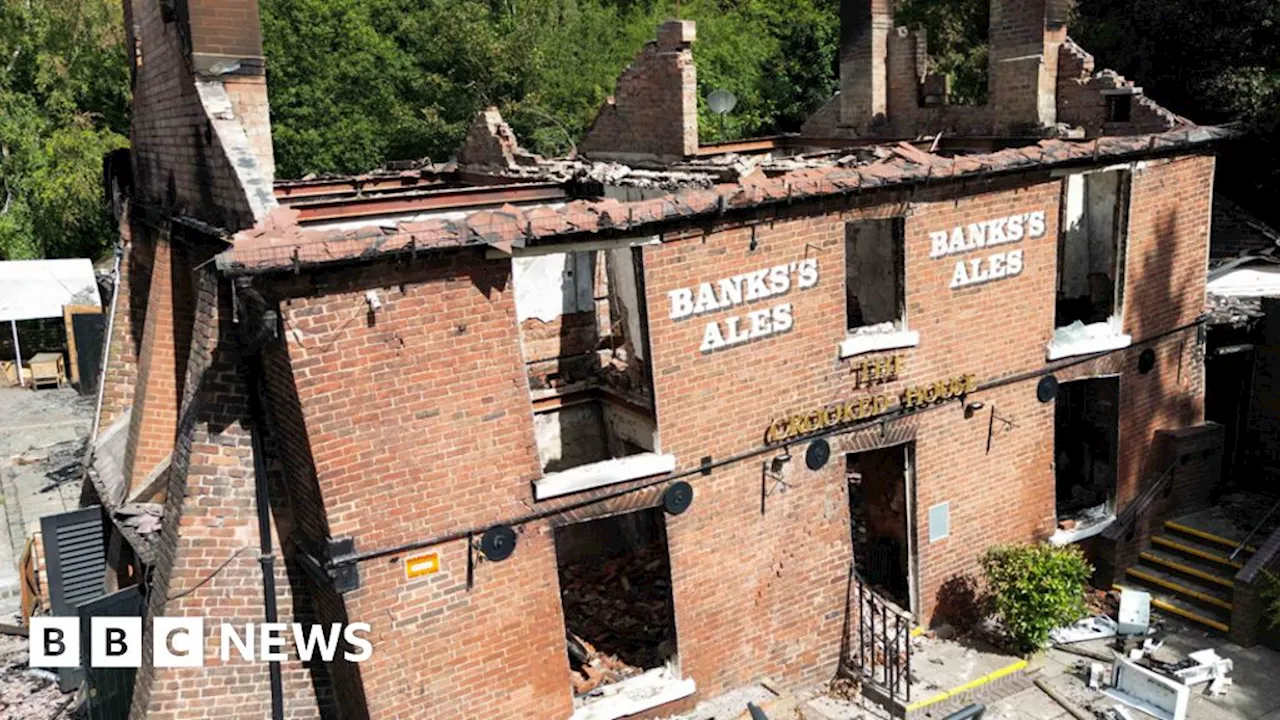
[90,242,124,444]
[236,278,285,720]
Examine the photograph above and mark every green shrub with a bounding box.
[980,543,1093,652]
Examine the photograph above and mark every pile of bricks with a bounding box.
[561,542,676,695]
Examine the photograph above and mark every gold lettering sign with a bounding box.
[765,372,977,444]
[900,374,978,410]
[853,354,907,389]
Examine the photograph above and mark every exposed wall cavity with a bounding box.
[1057,170,1128,328]
[846,219,905,330]
[513,253,597,323]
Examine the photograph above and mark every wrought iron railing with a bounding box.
[847,569,912,704]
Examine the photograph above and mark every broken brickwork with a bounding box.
[803,0,1187,139]
[96,4,1228,719]
[580,20,699,162]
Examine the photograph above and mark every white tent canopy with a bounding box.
[0,259,101,322]
[1,258,102,387]
[1206,258,1280,298]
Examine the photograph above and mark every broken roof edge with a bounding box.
[214,124,1236,277]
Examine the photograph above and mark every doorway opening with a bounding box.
[848,443,915,612]
[1054,377,1120,534]
[555,508,679,703]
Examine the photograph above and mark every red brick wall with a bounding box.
[204,155,1214,718]
[266,255,573,719]
[129,0,263,229]
[580,21,698,161]
[185,0,264,60]
[122,234,179,494]
[130,270,320,720]
[99,211,155,430]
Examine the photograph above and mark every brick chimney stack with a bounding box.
[580,20,699,162]
[838,0,892,133]
[988,0,1069,131]
[184,0,275,181]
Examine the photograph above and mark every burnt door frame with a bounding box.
[1053,374,1122,524]
[847,441,919,616]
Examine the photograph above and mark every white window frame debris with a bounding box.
[1046,317,1132,361]
[1117,589,1152,636]
[1048,512,1117,546]
[1050,614,1118,644]
[534,452,677,501]
[568,665,696,720]
[1172,649,1233,686]
[1104,658,1189,720]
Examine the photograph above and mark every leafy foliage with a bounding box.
[1071,0,1280,227]
[980,543,1092,652]
[0,0,130,260]
[261,0,840,178]
[895,0,988,105]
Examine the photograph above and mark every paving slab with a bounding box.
[0,387,92,615]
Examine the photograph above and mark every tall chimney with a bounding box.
[988,0,1068,131]
[186,0,275,180]
[838,0,892,132]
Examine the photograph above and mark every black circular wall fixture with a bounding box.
[480,525,517,562]
[1138,348,1156,374]
[1037,375,1059,403]
[663,481,694,515]
[806,439,831,471]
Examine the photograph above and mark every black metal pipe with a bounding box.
[326,318,1206,569]
[238,283,285,720]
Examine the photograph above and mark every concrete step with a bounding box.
[1124,562,1232,610]
[1164,520,1256,558]
[1114,582,1230,634]
[1139,548,1235,589]
[1150,533,1246,571]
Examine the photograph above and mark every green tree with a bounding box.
[1072,0,1280,225]
[261,0,841,177]
[895,0,988,105]
[0,0,130,260]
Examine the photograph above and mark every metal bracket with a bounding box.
[300,537,361,593]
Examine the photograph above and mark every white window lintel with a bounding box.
[1046,321,1132,361]
[534,452,676,501]
[839,329,920,359]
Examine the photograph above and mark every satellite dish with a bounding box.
[708,88,737,115]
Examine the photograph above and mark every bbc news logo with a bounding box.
[30,618,373,668]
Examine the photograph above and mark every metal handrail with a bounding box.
[850,567,913,703]
[1101,460,1177,543]
[1231,497,1280,561]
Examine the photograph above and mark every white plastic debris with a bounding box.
[1118,589,1152,636]
[1110,705,1137,720]
[1089,662,1108,689]
[1172,649,1233,686]
[1105,658,1189,720]
[1051,614,1119,644]
[1208,676,1232,697]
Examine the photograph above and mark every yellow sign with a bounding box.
[404,552,440,580]
[852,353,906,388]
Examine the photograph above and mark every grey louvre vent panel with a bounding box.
[41,506,108,618]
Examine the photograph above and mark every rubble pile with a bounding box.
[0,630,68,720]
[559,542,675,695]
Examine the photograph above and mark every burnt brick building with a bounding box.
[74,0,1230,718]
